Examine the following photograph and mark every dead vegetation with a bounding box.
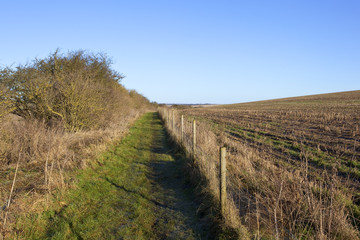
[160,91,360,239]
[183,91,360,179]
[0,50,152,238]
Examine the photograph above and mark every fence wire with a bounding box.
[158,107,358,240]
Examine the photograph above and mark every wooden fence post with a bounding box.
[181,115,184,142]
[172,110,175,131]
[169,109,172,129]
[192,120,196,159]
[167,109,169,124]
[220,147,227,216]
[169,109,171,127]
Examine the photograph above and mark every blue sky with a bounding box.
[0,1,359,104]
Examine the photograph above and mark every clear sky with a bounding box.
[1,1,359,104]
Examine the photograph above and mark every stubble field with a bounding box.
[175,90,360,239]
[182,91,360,181]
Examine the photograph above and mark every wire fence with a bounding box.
[159,107,254,236]
[158,107,359,240]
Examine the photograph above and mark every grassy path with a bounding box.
[19,112,207,239]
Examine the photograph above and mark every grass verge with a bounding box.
[12,112,210,239]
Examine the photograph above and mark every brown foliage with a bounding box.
[0,81,14,120]
[0,50,152,236]
[0,50,151,131]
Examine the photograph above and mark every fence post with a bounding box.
[169,109,172,129]
[169,109,171,127]
[167,108,169,125]
[220,147,227,216]
[172,110,175,131]
[181,115,184,142]
[192,120,196,159]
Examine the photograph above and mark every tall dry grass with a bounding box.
[159,107,359,239]
[0,110,148,236]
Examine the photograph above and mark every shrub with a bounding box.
[0,74,14,119]
[0,50,142,131]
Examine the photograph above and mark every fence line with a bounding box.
[157,106,358,240]
[158,107,227,218]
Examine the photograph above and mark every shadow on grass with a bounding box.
[147,112,239,240]
[101,176,176,211]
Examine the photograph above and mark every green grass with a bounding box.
[14,112,205,239]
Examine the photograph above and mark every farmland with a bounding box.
[1,52,359,240]
[170,90,360,239]
[181,91,360,180]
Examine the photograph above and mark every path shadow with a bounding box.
[146,112,211,239]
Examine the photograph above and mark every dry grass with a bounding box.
[160,91,360,239]
[181,91,360,179]
[0,50,154,238]
[0,108,149,238]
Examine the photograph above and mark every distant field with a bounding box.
[175,90,360,238]
[182,90,360,180]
